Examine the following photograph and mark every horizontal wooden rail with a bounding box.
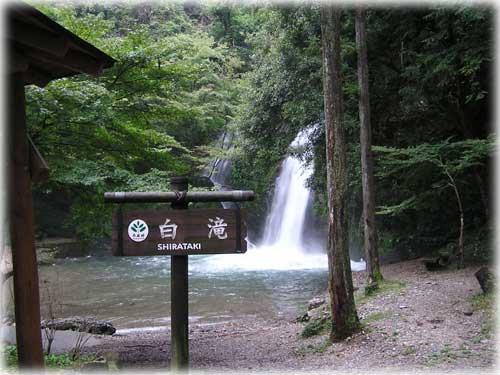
[104,191,255,203]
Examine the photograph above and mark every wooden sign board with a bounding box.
[112,208,247,256]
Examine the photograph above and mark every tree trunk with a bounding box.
[355,7,382,284]
[320,5,360,342]
[444,168,465,269]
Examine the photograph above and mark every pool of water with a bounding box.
[37,252,330,329]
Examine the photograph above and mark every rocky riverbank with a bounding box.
[78,259,496,372]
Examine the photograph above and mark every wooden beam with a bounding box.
[23,47,104,76]
[8,19,70,58]
[64,49,105,76]
[22,66,54,88]
[104,190,255,203]
[8,73,44,368]
[170,177,189,370]
[7,49,29,73]
[28,136,49,183]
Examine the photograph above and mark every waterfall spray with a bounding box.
[207,126,365,272]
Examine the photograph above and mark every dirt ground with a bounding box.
[82,259,497,373]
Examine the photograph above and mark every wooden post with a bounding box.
[170,177,189,370]
[8,72,44,367]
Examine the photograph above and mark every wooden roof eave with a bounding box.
[7,3,116,87]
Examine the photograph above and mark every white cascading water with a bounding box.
[207,126,365,272]
[262,128,315,250]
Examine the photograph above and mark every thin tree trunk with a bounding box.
[355,7,382,284]
[443,168,465,269]
[320,5,360,342]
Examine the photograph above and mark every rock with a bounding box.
[41,317,116,335]
[475,267,494,294]
[463,310,473,316]
[399,305,408,309]
[307,304,329,322]
[308,297,326,310]
[2,316,15,325]
[422,254,450,271]
[427,318,444,324]
[80,358,108,371]
[296,313,310,323]
[37,248,57,265]
[36,238,87,260]
[1,246,13,281]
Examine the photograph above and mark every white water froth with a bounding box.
[207,125,365,272]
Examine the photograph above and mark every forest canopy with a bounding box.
[28,1,494,262]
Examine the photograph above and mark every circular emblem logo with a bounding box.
[128,219,149,242]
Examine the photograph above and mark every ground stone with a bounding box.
[41,317,116,335]
[308,297,326,310]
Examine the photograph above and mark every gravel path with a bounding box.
[82,259,497,372]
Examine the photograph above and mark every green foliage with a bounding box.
[301,318,331,338]
[403,345,417,356]
[228,6,493,258]
[29,1,243,241]
[26,1,493,258]
[293,339,331,356]
[2,345,96,370]
[362,310,393,324]
[355,279,407,305]
[373,136,494,216]
[3,345,17,368]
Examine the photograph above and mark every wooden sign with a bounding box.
[112,208,247,256]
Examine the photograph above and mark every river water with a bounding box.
[35,125,364,330]
[38,254,329,330]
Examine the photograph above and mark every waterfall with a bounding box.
[206,125,365,272]
[253,124,365,271]
[204,131,235,209]
[261,127,315,251]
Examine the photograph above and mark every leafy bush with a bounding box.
[2,345,97,370]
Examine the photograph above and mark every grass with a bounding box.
[426,343,482,365]
[355,279,407,305]
[469,292,495,343]
[470,292,494,312]
[293,338,331,357]
[301,318,332,338]
[362,310,393,324]
[402,345,417,356]
[2,345,97,370]
[300,279,406,339]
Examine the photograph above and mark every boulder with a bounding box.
[422,254,450,271]
[307,304,329,322]
[36,238,86,259]
[296,313,309,323]
[41,317,116,335]
[308,297,326,310]
[475,267,494,294]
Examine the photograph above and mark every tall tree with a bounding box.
[355,7,382,285]
[320,5,360,341]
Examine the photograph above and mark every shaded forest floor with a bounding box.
[82,259,496,372]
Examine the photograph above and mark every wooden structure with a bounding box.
[6,3,115,367]
[105,178,254,370]
[112,208,247,256]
